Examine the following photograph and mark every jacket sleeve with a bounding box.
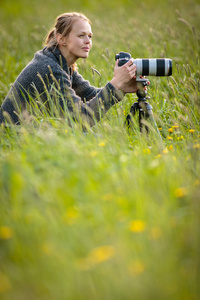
[48,67,124,125]
[72,71,102,101]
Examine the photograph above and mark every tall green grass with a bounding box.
[0,0,200,299]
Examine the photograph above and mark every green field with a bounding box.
[0,0,200,299]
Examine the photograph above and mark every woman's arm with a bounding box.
[50,68,124,126]
[72,71,102,101]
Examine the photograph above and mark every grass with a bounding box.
[0,0,200,299]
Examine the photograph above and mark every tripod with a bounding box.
[126,78,162,140]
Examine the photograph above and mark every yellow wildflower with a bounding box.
[177,136,184,140]
[89,246,115,263]
[128,260,145,275]
[189,129,195,134]
[143,148,151,154]
[62,207,79,224]
[168,128,173,133]
[0,226,13,240]
[77,245,115,270]
[149,227,162,240]
[162,148,169,154]
[175,187,188,198]
[0,273,11,293]
[90,150,98,157]
[99,141,106,147]
[166,136,173,140]
[172,125,179,129]
[41,242,54,256]
[168,145,173,150]
[129,220,146,232]
[193,143,200,149]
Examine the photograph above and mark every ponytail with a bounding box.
[45,28,56,46]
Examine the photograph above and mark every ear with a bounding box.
[56,33,66,46]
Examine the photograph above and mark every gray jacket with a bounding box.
[0,47,124,125]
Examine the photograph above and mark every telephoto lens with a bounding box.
[115,52,172,76]
[134,58,172,76]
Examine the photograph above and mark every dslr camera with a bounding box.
[115,51,172,77]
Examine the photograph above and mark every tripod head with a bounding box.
[136,77,150,101]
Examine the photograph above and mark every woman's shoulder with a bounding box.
[34,48,59,66]
[40,47,69,72]
[22,47,66,77]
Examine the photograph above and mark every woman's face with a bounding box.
[64,19,93,62]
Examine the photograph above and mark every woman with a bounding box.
[0,12,137,126]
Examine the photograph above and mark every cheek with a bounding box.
[68,37,80,48]
[75,38,83,47]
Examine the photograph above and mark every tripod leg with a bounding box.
[138,101,150,134]
[125,102,139,129]
[142,102,162,140]
[138,106,145,133]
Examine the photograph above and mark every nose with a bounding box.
[85,36,91,44]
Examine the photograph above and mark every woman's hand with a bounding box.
[119,76,138,94]
[110,59,137,93]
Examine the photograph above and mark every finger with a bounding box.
[130,66,137,77]
[115,59,119,67]
[128,64,137,73]
[129,58,134,66]
[123,58,134,67]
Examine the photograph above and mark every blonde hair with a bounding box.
[44,13,91,70]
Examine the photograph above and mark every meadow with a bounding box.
[0,0,200,299]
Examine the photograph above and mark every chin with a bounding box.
[80,54,89,59]
[81,51,90,58]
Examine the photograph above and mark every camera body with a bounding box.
[115,52,172,76]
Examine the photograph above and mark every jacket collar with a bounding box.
[43,46,70,73]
